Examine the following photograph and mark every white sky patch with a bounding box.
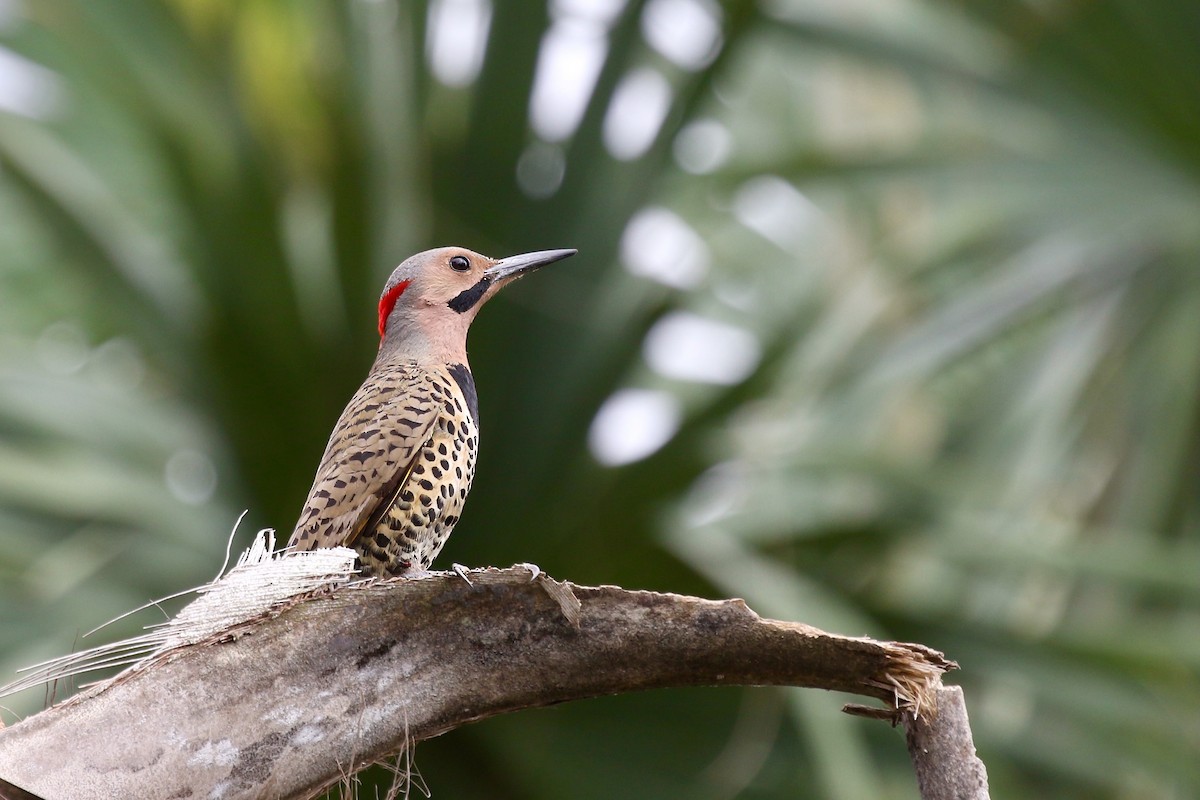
[603,67,672,160]
[643,311,761,385]
[589,388,681,466]
[673,118,731,174]
[426,0,493,88]
[552,0,626,20]
[733,175,821,250]
[516,140,566,199]
[641,0,722,70]
[529,19,610,141]
[166,449,218,506]
[0,46,63,119]
[620,206,709,289]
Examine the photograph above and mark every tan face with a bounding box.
[377,247,492,338]
[414,248,499,313]
[377,246,577,340]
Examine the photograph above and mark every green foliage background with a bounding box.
[1,0,1198,797]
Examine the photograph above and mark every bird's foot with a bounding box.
[515,562,542,582]
[451,563,474,586]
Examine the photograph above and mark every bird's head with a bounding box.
[375,246,576,363]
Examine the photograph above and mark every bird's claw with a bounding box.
[451,563,474,586]
[516,562,542,582]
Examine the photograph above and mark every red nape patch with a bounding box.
[377,280,412,338]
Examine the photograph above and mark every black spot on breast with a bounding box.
[447,363,480,424]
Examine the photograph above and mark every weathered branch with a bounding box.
[0,567,960,799]
[906,685,990,799]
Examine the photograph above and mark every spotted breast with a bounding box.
[290,360,479,577]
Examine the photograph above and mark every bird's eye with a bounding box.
[449,255,471,272]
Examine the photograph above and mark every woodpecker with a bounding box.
[289,246,576,577]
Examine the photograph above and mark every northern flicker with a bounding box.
[289,246,576,577]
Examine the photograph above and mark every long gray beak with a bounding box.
[484,248,576,283]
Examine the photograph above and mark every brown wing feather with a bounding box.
[348,431,432,548]
[289,364,440,551]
